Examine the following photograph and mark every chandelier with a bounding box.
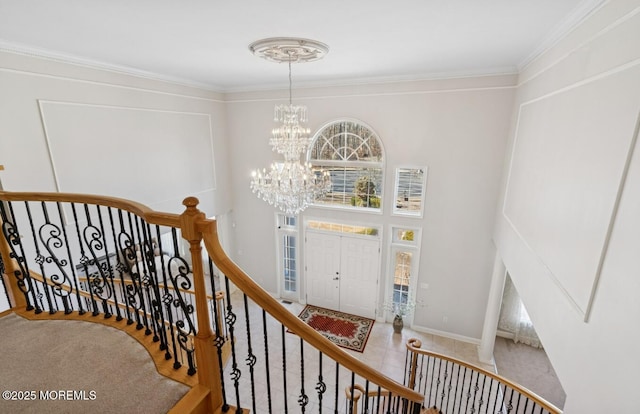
[249,38,332,215]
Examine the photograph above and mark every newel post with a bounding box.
[180,197,223,411]
[407,338,422,389]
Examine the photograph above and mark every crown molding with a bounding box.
[518,0,607,71]
[0,40,224,92]
[221,66,519,94]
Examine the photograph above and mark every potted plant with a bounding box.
[383,295,417,334]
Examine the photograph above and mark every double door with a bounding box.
[305,231,379,319]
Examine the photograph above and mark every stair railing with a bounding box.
[404,338,562,414]
[0,191,425,413]
[0,191,223,411]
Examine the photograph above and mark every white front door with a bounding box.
[339,237,379,319]
[306,231,379,319]
[305,232,340,310]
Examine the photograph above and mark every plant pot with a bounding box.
[393,315,403,334]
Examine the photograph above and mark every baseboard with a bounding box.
[496,329,515,340]
[410,324,481,345]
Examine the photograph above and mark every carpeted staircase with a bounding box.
[0,313,188,413]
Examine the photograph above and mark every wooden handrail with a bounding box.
[0,191,424,408]
[406,338,562,413]
[0,191,181,228]
[199,216,425,404]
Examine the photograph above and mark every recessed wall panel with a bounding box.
[503,66,640,317]
[39,101,216,213]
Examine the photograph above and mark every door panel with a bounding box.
[305,232,340,310]
[339,237,379,319]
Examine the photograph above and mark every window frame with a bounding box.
[307,118,385,213]
[392,166,428,218]
[386,225,422,324]
[276,213,300,301]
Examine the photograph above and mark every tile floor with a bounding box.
[218,290,497,413]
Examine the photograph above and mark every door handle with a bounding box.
[333,277,339,280]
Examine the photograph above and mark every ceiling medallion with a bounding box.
[249,37,329,63]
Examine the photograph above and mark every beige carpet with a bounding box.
[493,336,566,409]
[0,313,189,413]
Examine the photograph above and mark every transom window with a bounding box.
[308,120,384,211]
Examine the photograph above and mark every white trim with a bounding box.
[392,166,428,218]
[275,212,301,302]
[308,118,386,213]
[518,4,640,86]
[0,66,223,104]
[0,40,223,92]
[0,40,518,94]
[223,67,519,94]
[411,324,481,346]
[501,58,640,321]
[37,100,218,194]
[225,85,517,104]
[518,0,607,71]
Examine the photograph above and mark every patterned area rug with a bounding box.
[297,305,374,353]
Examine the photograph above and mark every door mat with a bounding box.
[296,305,374,353]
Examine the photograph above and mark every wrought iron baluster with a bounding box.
[117,210,142,326]
[71,202,101,315]
[138,222,159,338]
[149,225,170,349]
[513,392,522,413]
[262,309,272,414]
[477,374,487,413]
[157,228,179,362]
[94,205,116,318]
[434,359,442,411]
[417,354,425,397]
[298,338,308,412]
[427,355,436,407]
[460,367,469,414]
[363,380,370,414]
[37,201,74,314]
[281,324,288,414]
[243,293,257,413]
[224,276,242,413]
[101,206,125,321]
[374,385,382,414]
[333,362,340,414]
[1,201,38,311]
[167,243,196,376]
[349,372,357,414]
[24,201,55,313]
[80,204,113,317]
[450,363,461,414]
[522,395,531,414]
[131,214,152,332]
[444,361,454,413]
[0,256,11,308]
[208,262,229,412]
[490,380,501,414]
[382,389,391,414]
[57,202,84,315]
[316,351,325,414]
[468,370,479,414]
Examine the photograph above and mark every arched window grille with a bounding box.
[308,119,384,211]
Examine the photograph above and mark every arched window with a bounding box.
[308,119,384,211]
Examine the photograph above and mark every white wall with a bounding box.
[493,0,640,411]
[225,75,516,340]
[0,50,232,217]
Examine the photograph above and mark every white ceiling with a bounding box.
[0,0,597,92]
